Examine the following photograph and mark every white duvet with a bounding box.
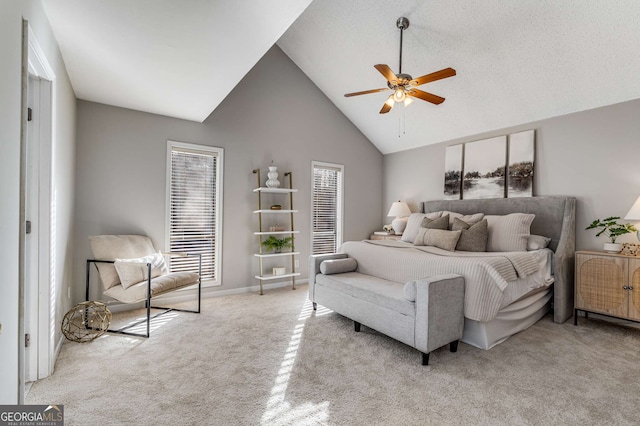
[339,240,554,322]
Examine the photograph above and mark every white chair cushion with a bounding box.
[114,252,169,289]
[103,272,200,304]
[89,235,157,290]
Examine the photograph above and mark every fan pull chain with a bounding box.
[403,112,406,135]
[398,112,407,138]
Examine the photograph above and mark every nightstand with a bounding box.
[369,233,402,241]
[574,250,640,325]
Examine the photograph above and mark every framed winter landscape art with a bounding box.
[462,136,506,199]
[443,144,463,200]
[507,130,535,197]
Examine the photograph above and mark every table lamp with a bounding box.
[387,201,411,235]
[624,195,640,240]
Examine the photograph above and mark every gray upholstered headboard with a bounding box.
[422,196,576,324]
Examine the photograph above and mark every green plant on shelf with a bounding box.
[585,216,637,243]
[261,236,293,253]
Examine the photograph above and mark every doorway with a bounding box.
[20,21,55,401]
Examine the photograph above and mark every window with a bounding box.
[311,161,344,255]
[166,141,223,285]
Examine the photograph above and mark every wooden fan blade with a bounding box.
[410,67,456,87]
[344,88,390,97]
[408,89,445,105]
[374,64,398,84]
[380,95,394,114]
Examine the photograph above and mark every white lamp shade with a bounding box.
[624,196,640,220]
[387,201,411,218]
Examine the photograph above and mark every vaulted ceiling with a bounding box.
[44,0,640,154]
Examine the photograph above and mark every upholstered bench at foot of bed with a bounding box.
[310,252,465,365]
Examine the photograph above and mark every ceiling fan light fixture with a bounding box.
[343,16,455,115]
[393,88,406,103]
[385,95,395,107]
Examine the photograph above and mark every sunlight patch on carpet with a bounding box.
[106,310,179,337]
[261,297,330,425]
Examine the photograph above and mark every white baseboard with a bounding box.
[105,278,308,314]
[51,336,64,374]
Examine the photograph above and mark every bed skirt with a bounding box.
[462,288,552,350]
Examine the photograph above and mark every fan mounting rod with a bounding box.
[397,17,409,74]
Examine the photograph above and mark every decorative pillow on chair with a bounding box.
[400,212,443,243]
[485,213,535,252]
[89,235,158,289]
[114,252,169,289]
[451,218,488,252]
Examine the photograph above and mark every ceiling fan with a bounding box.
[344,17,456,114]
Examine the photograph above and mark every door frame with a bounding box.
[19,20,55,401]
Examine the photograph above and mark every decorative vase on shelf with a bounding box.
[266,166,280,188]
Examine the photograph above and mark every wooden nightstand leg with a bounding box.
[574,309,578,326]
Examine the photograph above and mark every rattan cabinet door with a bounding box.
[575,253,628,318]
[628,258,640,321]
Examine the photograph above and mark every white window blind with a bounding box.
[167,142,223,283]
[311,162,343,255]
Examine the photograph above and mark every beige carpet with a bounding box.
[27,285,640,425]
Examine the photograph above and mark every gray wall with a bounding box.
[74,45,383,300]
[0,1,76,403]
[384,98,640,251]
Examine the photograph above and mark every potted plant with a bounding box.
[261,236,293,253]
[585,216,637,253]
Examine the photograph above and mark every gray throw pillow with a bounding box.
[452,218,488,252]
[423,229,462,251]
[420,214,449,230]
[442,211,485,228]
[320,258,358,275]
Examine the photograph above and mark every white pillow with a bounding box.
[114,252,169,289]
[401,211,443,243]
[485,213,535,252]
[527,235,551,250]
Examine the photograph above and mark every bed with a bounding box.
[310,196,575,350]
[417,196,576,348]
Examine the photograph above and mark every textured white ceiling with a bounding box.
[43,1,640,153]
[278,0,640,153]
[43,0,312,122]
